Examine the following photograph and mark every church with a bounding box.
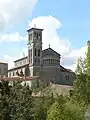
[8,26,75,86]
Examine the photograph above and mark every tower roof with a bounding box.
[27,27,43,32]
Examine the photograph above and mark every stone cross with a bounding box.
[49,44,50,48]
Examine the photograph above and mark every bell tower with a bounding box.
[27,25,43,76]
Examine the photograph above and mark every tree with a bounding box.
[86,40,90,75]
[72,40,90,104]
[47,97,85,120]
[72,58,87,104]
[31,79,55,120]
[9,81,33,120]
[0,80,33,120]
[0,80,11,120]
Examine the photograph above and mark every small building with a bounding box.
[0,62,8,77]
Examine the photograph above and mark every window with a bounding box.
[13,71,14,76]
[4,68,7,74]
[35,48,37,56]
[38,33,41,40]
[34,32,36,36]
[29,34,32,40]
[38,49,40,57]
[36,33,38,40]
[16,70,19,76]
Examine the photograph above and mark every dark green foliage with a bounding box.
[0,72,86,120]
[0,80,33,120]
[47,96,85,120]
[0,80,11,120]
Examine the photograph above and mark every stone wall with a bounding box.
[0,63,8,77]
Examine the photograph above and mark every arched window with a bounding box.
[35,48,37,56]
[16,70,19,76]
[36,33,38,40]
[34,32,36,36]
[29,34,32,40]
[20,69,24,76]
[38,33,41,40]
[13,71,14,76]
[38,49,40,57]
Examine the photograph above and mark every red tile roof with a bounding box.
[0,76,39,81]
[60,65,74,73]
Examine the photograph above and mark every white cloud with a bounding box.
[0,32,27,42]
[2,47,28,69]
[29,16,72,56]
[3,55,16,69]
[0,0,38,31]
[62,46,87,71]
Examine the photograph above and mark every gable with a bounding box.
[42,48,60,58]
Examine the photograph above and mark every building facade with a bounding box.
[0,62,8,77]
[8,27,75,86]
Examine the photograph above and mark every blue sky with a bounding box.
[0,0,89,70]
[34,0,90,48]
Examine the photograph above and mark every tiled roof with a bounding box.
[27,28,43,32]
[8,63,29,71]
[60,65,74,73]
[0,76,39,81]
[14,56,28,63]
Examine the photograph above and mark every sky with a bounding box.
[0,0,89,71]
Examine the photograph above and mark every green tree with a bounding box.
[47,98,85,120]
[31,79,54,120]
[0,80,33,120]
[0,80,11,120]
[73,40,90,104]
[9,81,33,120]
[72,57,87,104]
